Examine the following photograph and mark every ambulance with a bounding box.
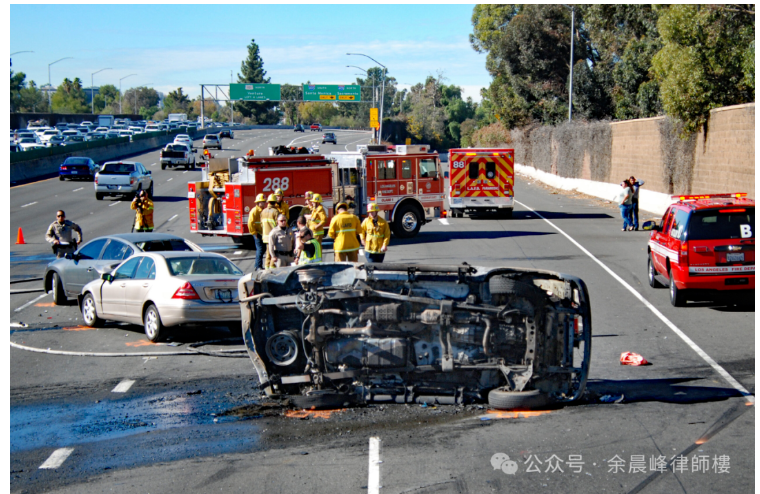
[448,148,515,218]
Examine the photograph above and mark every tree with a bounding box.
[652,4,755,134]
[10,70,26,112]
[124,87,159,115]
[164,87,191,113]
[51,77,88,113]
[236,39,278,124]
[92,84,120,113]
[280,84,302,125]
[18,80,49,113]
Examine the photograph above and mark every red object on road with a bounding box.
[620,352,649,366]
[16,227,26,245]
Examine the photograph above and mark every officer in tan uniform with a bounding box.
[260,194,280,269]
[268,214,294,267]
[45,210,83,258]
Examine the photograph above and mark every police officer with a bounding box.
[297,228,322,265]
[131,190,154,232]
[260,194,280,269]
[307,193,327,247]
[328,202,363,262]
[274,187,289,223]
[45,210,83,258]
[247,193,267,270]
[268,214,294,267]
[360,203,391,263]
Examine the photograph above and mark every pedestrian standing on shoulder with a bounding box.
[45,210,83,258]
[297,228,322,265]
[131,189,154,232]
[260,194,280,269]
[328,202,363,262]
[268,214,295,268]
[307,194,327,247]
[247,193,267,270]
[615,180,634,232]
[628,176,645,231]
[360,203,391,263]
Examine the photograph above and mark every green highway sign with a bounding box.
[303,84,361,102]
[230,83,281,101]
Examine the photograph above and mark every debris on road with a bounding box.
[620,352,649,366]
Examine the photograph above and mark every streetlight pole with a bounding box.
[119,74,137,114]
[10,50,34,67]
[348,53,387,143]
[348,65,377,142]
[48,57,73,109]
[91,68,112,115]
[563,5,575,121]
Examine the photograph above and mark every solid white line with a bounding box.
[439,218,450,225]
[368,437,381,494]
[111,379,135,393]
[39,448,74,469]
[21,202,37,208]
[14,292,50,312]
[168,214,178,221]
[167,178,173,182]
[515,200,755,404]
[72,187,84,192]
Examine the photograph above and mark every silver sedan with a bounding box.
[79,251,243,342]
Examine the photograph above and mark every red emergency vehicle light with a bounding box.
[718,208,746,213]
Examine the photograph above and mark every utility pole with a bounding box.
[563,4,575,121]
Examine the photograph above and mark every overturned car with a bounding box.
[238,263,591,410]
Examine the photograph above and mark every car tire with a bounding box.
[499,209,513,219]
[648,254,665,288]
[51,272,67,305]
[147,183,154,198]
[289,391,356,410]
[59,176,65,181]
[143,303,164,342]
[488,388,549,411]
[669,271,686,307]
[96,193,104,201]
[392,203,423,239]
[81,292,104,328]
[161,163,167,170]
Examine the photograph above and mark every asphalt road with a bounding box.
[9,130,754,494]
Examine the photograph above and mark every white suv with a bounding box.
[145,124,161,132]
[203,134,222,150]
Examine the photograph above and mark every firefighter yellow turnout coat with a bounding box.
[361,216,391,254]
[328,212,363,254]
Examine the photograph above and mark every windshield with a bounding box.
[134,239,194,252]
[688,208,755,240]
[101,163,135,174]
[166,257,243,276]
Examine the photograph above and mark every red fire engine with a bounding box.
[187,144,445,246]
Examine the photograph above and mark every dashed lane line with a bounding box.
[14,293,50,312]
[72,187,84,192]
[439,218,450,225]
[368,437,381,494]
[21,201,38,208]
[112,379,135,393]
[150,163,156,166]
[168,214,178,221]
[167,178,173,182]
[108,202,120,207]
[516,199,755,404]
[39,448,74,469]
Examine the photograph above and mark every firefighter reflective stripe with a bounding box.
[299,239,322,264]
[336,228,356,233]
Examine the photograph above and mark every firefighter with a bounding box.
[45,210,83,258]
[246,149,255,158]
[131,190,154,232]
[297,228,322,265]
[307,193,327,247]
[274,187,289,223]
[268,214,294,267]
[302,191,313,217]
[203,148,212,162]
[360,203,391,263]
[328,202,363,262]
[260,194,280,269]
[293,215,308,259]
[247,193,267,270]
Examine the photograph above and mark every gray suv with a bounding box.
[322,132,337,144]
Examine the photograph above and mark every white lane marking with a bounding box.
[439,218,450,225]
[72,187,84,192]
[150,163,156,166]
[234,250,243,255]
[14,293,50,312]
[515,200,755,404]
[39,448,74,469]
[368,437,381,494]
[21,202,37,208]
[111,379,135,393]
[183,171,188,174]
[168,214,178,221]
[109,202,119,207]
[167,178,173,182]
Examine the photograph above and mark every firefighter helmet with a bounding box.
[305,190,313,198]
[336,202,349,212]
[311,194,323,203]
[274,188,284,196]
[255,193,266,202]
[367,203,379,213]
[267,194,278,203]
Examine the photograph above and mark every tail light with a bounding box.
[94,176,99,184]
[680,241,689,264]
[130,177,136,185]
[61,166,67,170]
[574,315,583,336]
[172,282,200,300]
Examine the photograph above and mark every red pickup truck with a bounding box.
[310,123,322,132]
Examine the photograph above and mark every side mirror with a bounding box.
[64,252,73,260]
[642,220,658,231]
[101,273,113,282]
[147,170,152,175]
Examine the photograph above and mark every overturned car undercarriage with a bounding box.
[238,263,591,410]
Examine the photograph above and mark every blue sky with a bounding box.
[10,4,490,103]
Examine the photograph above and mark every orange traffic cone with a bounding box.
[16,227,26,245]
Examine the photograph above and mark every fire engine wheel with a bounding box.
[669,271,686,307]
[648,254,665,288]
[393,204,422,238]
[488,388,549,411]
[498,209,513,219]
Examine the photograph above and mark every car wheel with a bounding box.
[96,193,104,201]
[51,272,67,305]
[59,176,65,181]
[392,203,422,239]
[81,293,104,327]
[148,182,154,198]
[648,254,665,288]
[290,391,356,410]
[669,271,686,307]
[161,163,167,170]
[143,304,164,342]
[488,388,549,411]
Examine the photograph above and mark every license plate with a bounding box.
[107,185,116,189]
[214,289,237,301]
[727,253,745,262]
[72,171,78,174]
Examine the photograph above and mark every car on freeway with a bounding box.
[80,251,243,341]
[59,156,99,181]
[16,137,42,151]
[86,132,105,141]
[80,121,94,127]
[118,130,135,141]
[44,233,203,305]
[310,123,322,131]
[321,132,337,144]
[10,143,21,152]
[39,129,61,143]
[105,130,121,140]
[174,134,193,148]
[94,160,153,200]
[15,131,37,142]
[64,135,87,144]
[61,129,82,138]
[203,134,222,150]
[54,122,70,131]
[239,263,592,410]
[93,126,109,134]
[294,124,305,132]
[129,126,145,134]
[33,126,52,138]
[219,129,234,139]
[144,124,161,132]
[644,192,755,307]
[46,135,66,147]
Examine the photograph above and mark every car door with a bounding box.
[101,256,142,317]
[64,238,108,295]
[123,257,157,324]
[96,239,135,284]
[654,208,676,275]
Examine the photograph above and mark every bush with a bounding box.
[470,122,512,147]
